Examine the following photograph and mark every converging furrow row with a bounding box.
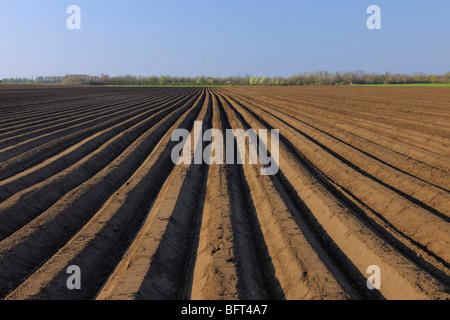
[0,86,448,300]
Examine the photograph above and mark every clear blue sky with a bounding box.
[1,0,449,78]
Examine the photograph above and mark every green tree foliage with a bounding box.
[3,71,450,86]
[159,75,168,85]
[249,77,260,85]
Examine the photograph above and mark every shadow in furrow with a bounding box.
[0,90,204,299]
[135,92,213,300]
[219,91,384,300]
[215,92,286,300]
[225,92,450,289]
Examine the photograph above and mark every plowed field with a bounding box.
[0,85,448,300]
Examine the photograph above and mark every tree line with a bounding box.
[1,71,450,86]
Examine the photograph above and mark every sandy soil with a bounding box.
[0,85,448,300]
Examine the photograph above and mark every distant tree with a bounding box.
[384,72,393,84]
[146,76,158,85]
[259,77,270,85]
[5,71,450,86]
[249,77,260,85]
[159,75,167,85]
[61,75,91,85]
[196,77,204,85]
